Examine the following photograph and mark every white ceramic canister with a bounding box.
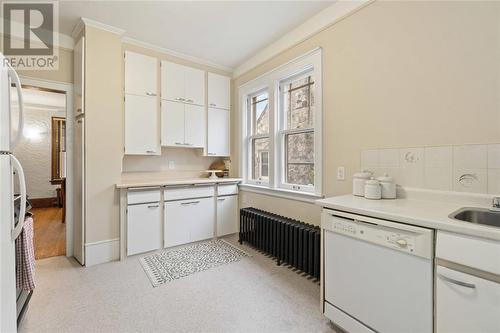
[377,173,396,199]
[353,171,372,196]
[364,177,382,200]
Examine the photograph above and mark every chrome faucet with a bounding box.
[491,197,500,211]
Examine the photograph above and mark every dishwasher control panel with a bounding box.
[323,209,434,259]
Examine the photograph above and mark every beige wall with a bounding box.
[84,26,123,243]
[121,42,231,174]
[18,47,74,84]
[233,1,500,225]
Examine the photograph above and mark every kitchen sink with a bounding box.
[449,207,500,228]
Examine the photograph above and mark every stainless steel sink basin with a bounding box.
[450,207,500,228]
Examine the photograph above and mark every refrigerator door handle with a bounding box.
[11,154,26,240]
[8,64,24,149]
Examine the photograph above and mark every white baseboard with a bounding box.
[85,238,120,267]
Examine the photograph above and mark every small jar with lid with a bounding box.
[377,173,396,199]
[364,177,382,200]
[353,171,372,196]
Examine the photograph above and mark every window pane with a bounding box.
[252,137,270,181]
[260,152,269,178]
[283,75,314,130]
[286,132,314,186]
[252,92,269,135]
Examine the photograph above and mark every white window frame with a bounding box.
[238,48,322,197]
[277,70,316,193]
[246,88,271,186]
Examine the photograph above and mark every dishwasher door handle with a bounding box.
[438,273,476,289]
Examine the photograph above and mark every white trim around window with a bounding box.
[238,48,323,197]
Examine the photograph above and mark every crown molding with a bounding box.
[121,36,233,73]
[72,17,126,38]
[232,0,373,78]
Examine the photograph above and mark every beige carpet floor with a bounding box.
[20,235,335,333]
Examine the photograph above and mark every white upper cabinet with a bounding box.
[161,61,185,103]
[161,100,184,147]
[208,73,230,110]
[161,101,205,148]
[161,60,205,106]
[184,66,205,106]
[185,104,205,148]
[207,107,230,156]
[125,51,158,97]
[125,94,160,155]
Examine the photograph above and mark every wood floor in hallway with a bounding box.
[31,207,65,259]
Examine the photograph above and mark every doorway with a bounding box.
[12,77,74,261]
[11,85,67,259]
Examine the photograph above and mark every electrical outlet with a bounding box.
[168,160,175,170]
[337,166,345,181]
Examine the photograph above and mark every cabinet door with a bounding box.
[436,266,500,333]
[184,66,205,106]
[208,73,230,110]
[207,107,230,156]
[161,100,185,147]
[189,197,215,242]
[184,104,205,148]
[125,51,157,97]
[127,203,162,256]
[217,195,238,236]
[125,94,160,155]
[161,61,185,102]
[164,200,192,247]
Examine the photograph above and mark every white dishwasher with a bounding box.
[322,209,434,333]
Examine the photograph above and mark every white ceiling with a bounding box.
[58,1,334,70]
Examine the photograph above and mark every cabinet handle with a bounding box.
[438,274,476,289]
[209,103,216,107]
[175,97,185,101]
[208,152,216,156]
[174,142,183,145]
[147,205,159,209]
[76,108,82,114]
[181,201,200,206]
[217,198,226,202]
[184,143,193,146]
[146,92,157,96]
[186,99,194,103]
[146,150,156,154]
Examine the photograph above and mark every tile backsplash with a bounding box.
[360,144,500,195]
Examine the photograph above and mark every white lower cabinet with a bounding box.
[164,197,214,247]
[127,202,162,256]
[216,195,238,236]
[436,265,500,333]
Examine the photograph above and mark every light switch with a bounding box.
[168,160,175,170]
[337,166,345,181]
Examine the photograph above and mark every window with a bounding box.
[248,91,270,183]
[240,49,322,196]
[280,73,315,191]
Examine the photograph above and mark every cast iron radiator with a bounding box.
[239,207,320,279]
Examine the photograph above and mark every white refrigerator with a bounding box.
[0,52,27,332]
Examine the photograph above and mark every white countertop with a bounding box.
[116,176,241,189]
[316,191,500,242]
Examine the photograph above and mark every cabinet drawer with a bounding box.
[127,188,160,205]
[164,185,214,201]
[218,184,238,196]
[436,266,500,333]
[437,231,500,275]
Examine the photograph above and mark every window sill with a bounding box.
[238,183,323,204]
